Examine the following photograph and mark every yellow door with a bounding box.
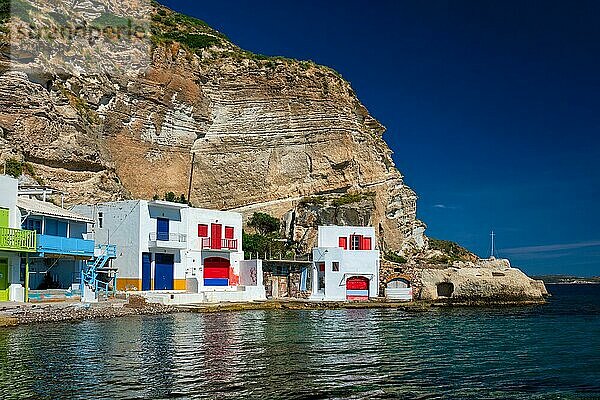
[0,208,8,229]
[0,258,8,302]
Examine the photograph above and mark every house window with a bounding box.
[225,226,234,240]
[23,218,42,234]
[332,261,340,272]
[317,262,325,272]
[362,237,372,250]
[44,219,68,237]
[98,212,103,228]
[338,237,348,250]
[198,224,208,237]
[350,235,362,250]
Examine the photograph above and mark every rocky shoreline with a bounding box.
[0,296,181,327]
[0,296,547,328]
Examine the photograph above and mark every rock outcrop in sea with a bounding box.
[0,0,547,302]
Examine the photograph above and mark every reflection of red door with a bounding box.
[211,223,222,249]
[204,257,229,286]
[346,276,369,301]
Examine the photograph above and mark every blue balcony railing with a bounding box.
[37,235,95,257]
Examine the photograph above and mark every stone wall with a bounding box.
[379,258,548,303]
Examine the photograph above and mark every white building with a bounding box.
[74,201,265,303]
[311,225,380,301]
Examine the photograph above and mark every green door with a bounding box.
[0,208,8,228]
[0,258,8,302]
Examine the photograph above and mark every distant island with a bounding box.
[533,275,600,284]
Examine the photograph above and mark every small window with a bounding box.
[317,262,325,272]
[332,262,340,272]
[225,226,234,239]
[98,212,103,229]
[198,224,208,237]
[338,237,348,250]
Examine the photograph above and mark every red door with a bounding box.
[211,223,222,250]
[204,257,230,286]
[346,276,370,301]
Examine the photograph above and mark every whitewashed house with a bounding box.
[311,226,380,301]
[74,200,265,303]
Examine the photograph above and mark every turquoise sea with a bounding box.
[0,284,599,399]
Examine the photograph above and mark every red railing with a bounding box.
[201,238,238,250]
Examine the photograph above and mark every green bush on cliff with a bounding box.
[0,0,9,23]
[384,252,407,264]
[248,212,280,235]
[6,0,35,23]
[429,238,474,263]
[4,158,22,178]
[91,12,132,29]
[299,196,325,206]
[332,192,375,207]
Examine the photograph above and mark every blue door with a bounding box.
[154,253,174,290]
[142,253,152,291]
[157,218,169,241]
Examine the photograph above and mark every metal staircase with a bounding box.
[81,244,118,301]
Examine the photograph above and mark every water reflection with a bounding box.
[0,285,599,399]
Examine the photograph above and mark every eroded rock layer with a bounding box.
[0,0,425,252]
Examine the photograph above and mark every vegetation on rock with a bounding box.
[248,212,280,235]
[428,238,477,263]
[4,158,22,178]
[153,192,187,204]
[243,212,291,258]
[150,5,227,54]
[91,12,132,29]
[384,252,408,264]
[332,192,375,207]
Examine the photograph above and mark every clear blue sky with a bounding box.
[160,0,600,277]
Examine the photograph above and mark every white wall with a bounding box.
[74,201,142,280]
[317,225,376,248]
[0,175,19,229]
[312,225,380,301]
[185,208,244,288]
[75,202,245,291]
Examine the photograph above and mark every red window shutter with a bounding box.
[225,226,234,239]
[339,237,348,249]
[362,237,372,250]
[198,224,208,237]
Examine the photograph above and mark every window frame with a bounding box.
[332,261,340,272]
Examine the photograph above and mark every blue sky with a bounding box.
[160,0,600,276]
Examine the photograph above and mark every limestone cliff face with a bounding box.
[0,0,425,252]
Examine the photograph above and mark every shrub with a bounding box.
[384,252,407,264]
[91,12,131,29]
[248,212,280,235]
[4,158,22,178]
[428,238,474,262]
[332,192,374,207]
[162,192,187,204]
[299,196,324,206]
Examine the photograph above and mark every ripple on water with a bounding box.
[0,285,599,399]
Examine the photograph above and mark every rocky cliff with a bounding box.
[0,1,548,301]
[0,0,425,253]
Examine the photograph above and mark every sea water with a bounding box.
[0,285,599,399]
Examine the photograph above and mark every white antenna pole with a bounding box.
[490,230,496,258]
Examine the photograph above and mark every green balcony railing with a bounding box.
[0,227,37,252]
